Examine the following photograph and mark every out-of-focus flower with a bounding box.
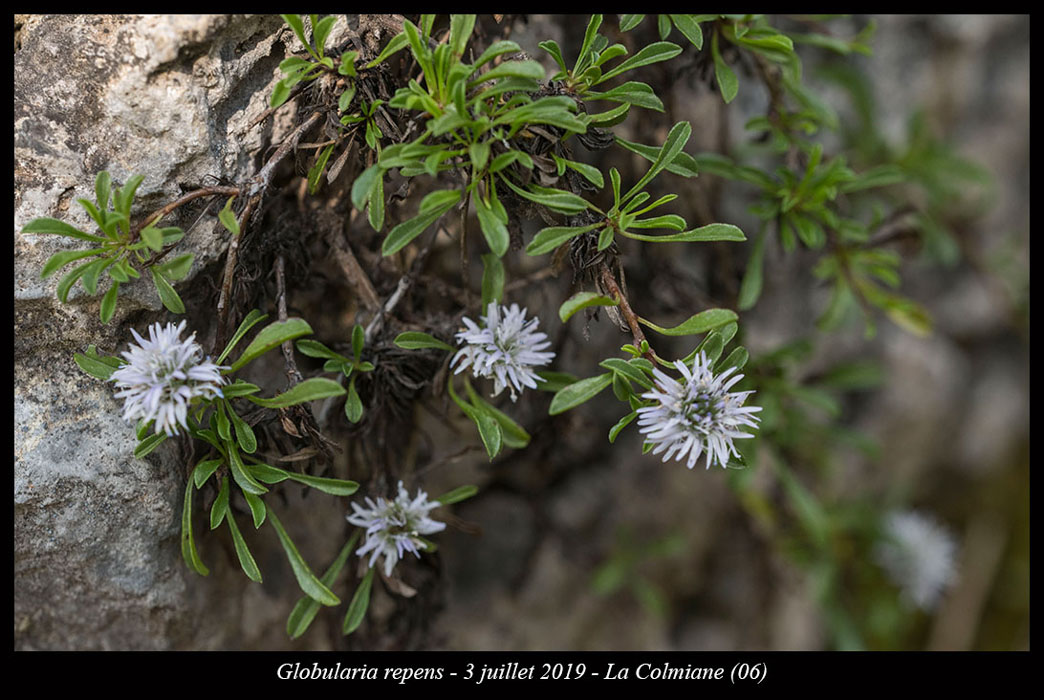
[875,510,958,611]
[110,321,226,436]
[636,351,761,470]
[347,481,446,577]
[451,301,555,401]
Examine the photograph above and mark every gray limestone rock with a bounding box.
[13,14,312,650]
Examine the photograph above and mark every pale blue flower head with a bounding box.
[110,320,226,436]
[347,481,446,577]
[451,302,555,401]
[636,351,761,470]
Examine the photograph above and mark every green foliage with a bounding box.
[21,171,191,323]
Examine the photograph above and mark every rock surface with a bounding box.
[13,14,309,650]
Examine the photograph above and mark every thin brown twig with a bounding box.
[328,230,382,313]
[214,196,257,351]
[130,186,240,242]
[599,264,656,363]
[275,254,303,386]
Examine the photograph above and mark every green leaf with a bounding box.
[218,310,268,364]
[150,268,185,314]
[287,470,360,497]
[525,223,599,256]
[621,222,745,243]
[639,308,738,336]
[181,479,209,576]
[585,81,664,111]
[22,217,106,243]
[475,194,509,257]
[599,358,654,389]
[227,442,268,495]
[738,227,767,310]
[501,177,592,216]
[40,249,105,279]
[155,253,193,281]
[296,339,351,363]
[244,491,267,529]
[449,380,502,459]
[531,371,575,393]
[350,163,381,211]
[366,31,409,68]
[597,41,682,84]
[712,30,739,103]
[574,14,603,73]
[287,533,360,639]
[559,291,619,323]
[557,157,605,188]
[313,15,336,56]
[307,144,336,195]
[99,280,119,323]
[342,327,360,364]
[345,377,363,423]
[230,318,313,371]
[113,175,144,221]
[392,331,455,352]
[281,14,311,54]
[549,373,613,415]
[55,260,95,302]
[609,410,638,443]
[226,511,262,583]
[342,567,375,635]
[614,136,700,179]
[434,485,479,505]
[268,509,341,606]
[489,150,534,174]
[140,225,164,252]
[218,197,240,236]
[227,407,257,454]
[622,121,692,203]
[538,39,567,73]
[619,14,645,32]
[134,432,167,458]
[658,14,672,39]
[669,15,704,49]
[587,102,631,128]
[74,351,118,380]
[246,460,292,484]
[221,381,261,398]
[210,476,230,529]
[465,383,530,450]
[214,402,232,442]
[248,377,347,408]
[270,79,292,108]
[717,346,749,373]
[192,458,223,489]
[80,258,111,296]
[474,40,522,68]
[480,253,504,308]
[381,189,461,256]
[95,171,111,211]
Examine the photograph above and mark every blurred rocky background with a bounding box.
[14,14,1028,650]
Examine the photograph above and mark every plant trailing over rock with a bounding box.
[21,13,986,648]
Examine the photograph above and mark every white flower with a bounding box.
[875,510,958,611]
[347,481,447,577]
[451,301,555,401]
[636,351,762,470]
[110,321,227,436]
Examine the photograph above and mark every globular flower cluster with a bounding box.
[451,301,555,401]
[636,351,762,470]
[110,321,227,436]
[875,510,958,611]
[347,481,447,578]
